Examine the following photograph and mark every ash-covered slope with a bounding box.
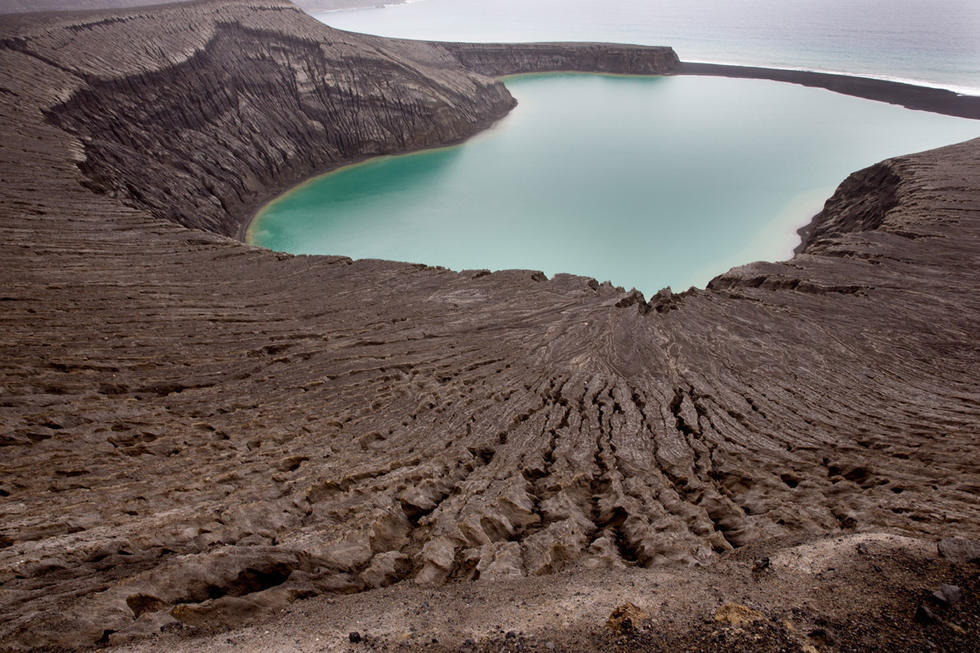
[27,1,517,237]
[0,0,977,650]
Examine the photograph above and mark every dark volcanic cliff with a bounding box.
[430,41,679,77]
[0,1,978,650]
[39,3,517,237]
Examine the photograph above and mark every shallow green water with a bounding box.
[249,75,978,294]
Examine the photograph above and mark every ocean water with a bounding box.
[320,0,980,94]
[249,75,979,294]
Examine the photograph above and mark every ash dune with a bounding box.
[0,0,978,650]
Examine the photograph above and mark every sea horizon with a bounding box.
[319,0,980,96]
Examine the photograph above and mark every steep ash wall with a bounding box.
[38,3,516,236]
[0,1,978,650]
[430,41,679,77]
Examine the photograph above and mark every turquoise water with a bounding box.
[321,0,980,94]
[249,75,978,293]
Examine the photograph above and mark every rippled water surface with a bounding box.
[250,75,978,293]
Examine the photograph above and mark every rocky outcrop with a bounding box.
[793,161,901,255]
[0,0,978,649]
[431,41,679,77]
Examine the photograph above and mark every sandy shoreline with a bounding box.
[239,153,379,244]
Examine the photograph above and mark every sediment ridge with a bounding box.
[677,61,980,120]
[0,0,978,650]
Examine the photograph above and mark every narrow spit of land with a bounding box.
[676,61,980,119]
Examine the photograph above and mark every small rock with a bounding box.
[349,631,362,643]
[360,550,411,588]
[714,602,765,626]
[607,602,649,634]
[932,584,962,606]
[752,557,770,573]
[937,538,980,564]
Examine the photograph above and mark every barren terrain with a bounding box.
[0,1,977,650]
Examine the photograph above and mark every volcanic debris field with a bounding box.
[0,1,978,651]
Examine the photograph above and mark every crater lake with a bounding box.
[248,74,977,293]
